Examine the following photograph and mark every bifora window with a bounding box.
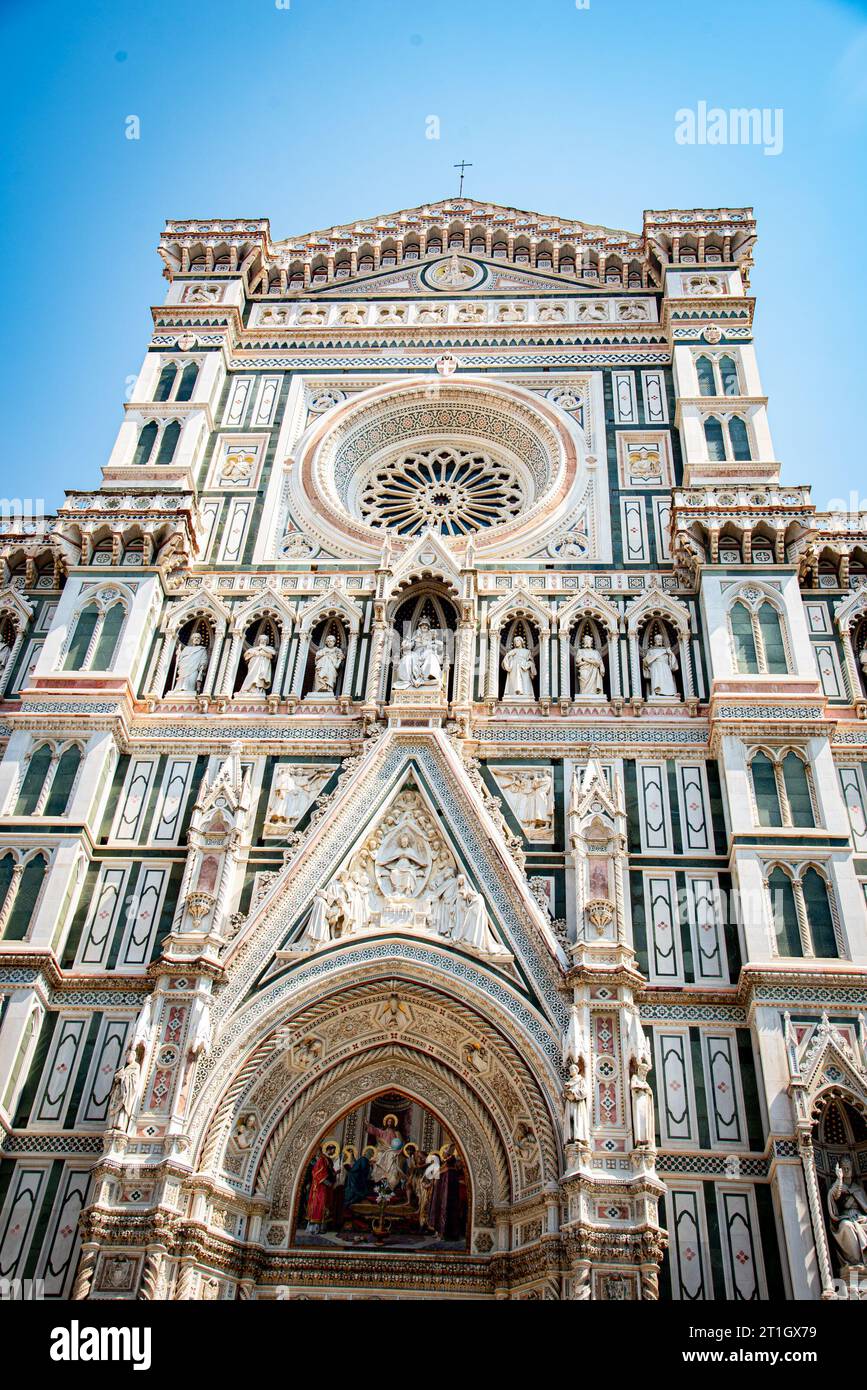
[356,445,527,537]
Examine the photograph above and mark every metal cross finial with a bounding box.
[454,160,473,196]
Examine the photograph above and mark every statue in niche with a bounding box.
[239,634,275,695]
[563,1061,589,1147]
[828,1157,867,1266]
[313,633,344,694]
[576,634,605,696]
[0,632,12,677]
[452,875,508,955]
[498,769,553,836]
[394,637,414,688]
[630,1057,654,1147]
[375,827,430,898]
[394,620,445,690]
[642,629,679,699]
[502,634,536,699]
[171,630,208,694]
[108,1046,141,1132]
[859,642,867,690]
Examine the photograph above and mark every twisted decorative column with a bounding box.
[137,1246,166,1300]
[798,1131,838,1299]
[71,1244,99,1301]
[174,1260,197,1301]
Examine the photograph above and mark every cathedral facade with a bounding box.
[1,198,867,1301]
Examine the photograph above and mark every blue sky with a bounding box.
[1,0,865,514]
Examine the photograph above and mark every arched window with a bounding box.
[133,422,158,467]
[14,744,54,815]
[768,868,802,957]
[729,595,788,675]
[63,594,127,673]
[175,362,199,401]
[156,420,181,466]
[801,868,837,957]
[757,602,787,673]
[696,356,717,396]
[704,416,726,462]
[64,605,99,670]
[730,601,758,673]
[44,745,81,815]
[154,364,177,402]
[729,415,752,460]
[781,753,814,827]
[751,752,782,826]
[91,601,125,668]
[3,854,47,941]
[751,750,815,829]
[719,356,739,395]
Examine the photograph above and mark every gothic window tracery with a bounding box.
[703,412,753,463]
[63,590,128,671]
[133,418,182,468]
[729,592,789,675]
[0,849,49,941]
[767,863,839,958]
[357,445,527,538]
[749,748,816,829]
[14,740,82,817]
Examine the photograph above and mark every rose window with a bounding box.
[356,446,527,537]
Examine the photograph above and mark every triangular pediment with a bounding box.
[216,729,566,1027]
[386,530,462,599]
[300,253,604,299]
